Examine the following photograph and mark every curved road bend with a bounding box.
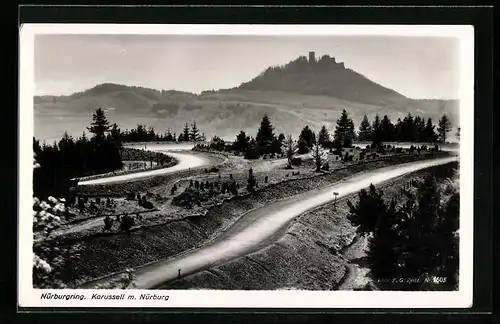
[77,151,212,186]
[81,156,457,289]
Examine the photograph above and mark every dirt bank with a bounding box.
[159,162,458,290]
[36,153,452,288]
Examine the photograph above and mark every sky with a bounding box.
[34,34,461,99]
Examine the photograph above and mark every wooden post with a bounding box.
[333,192,339,210]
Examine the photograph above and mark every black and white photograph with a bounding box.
[19,24,474,308]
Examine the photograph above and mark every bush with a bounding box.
[322,162,330,171]
[265,175,269,183]
[291,157,302,166]
[103,216,114,232]
[209,166,219,173]
[142,200,154,209]
[221,182,229,194]
[119,214,135,235]
[229,181,238,195]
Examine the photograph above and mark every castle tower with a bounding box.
[308,51,316,63]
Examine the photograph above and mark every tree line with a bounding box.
[34,108,122,200]
[358,112,453,144]
[196,110,454,163]
[116,122,206,143]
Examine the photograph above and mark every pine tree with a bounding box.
[147,127,156,141]
[284,135,297,169]
[317,125,331,148]
[190,121,200,142]
[423,118,438,143]
[182,123,190,142]
[437,114,452,143]
[233,131,250,154]
[414,116,426,142]
[312,143,325,172]
[255,114,276,154]
[246,168,257,195]
[109,123,122,146]
[381,115,395,142]
[297,138,309,154]
[401,113,417,142]
[270,133,286,155]
[333,109,355,148]
[244,137,260,160]
[346,184,386,237]
[358,115,372,142]
[371,114,383,145]
[165,128,173,142]
[299,125,316,149]
[368,198,400,280]
[87,108,110,142]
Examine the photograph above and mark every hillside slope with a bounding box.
[236,54,408,107]
[34,55,460,143]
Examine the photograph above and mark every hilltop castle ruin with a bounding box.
[307,51,345,69]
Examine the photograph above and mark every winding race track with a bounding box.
[81,155,457,289]
[77,144,209,186]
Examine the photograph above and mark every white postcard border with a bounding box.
[19,24,474,308]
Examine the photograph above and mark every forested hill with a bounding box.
[236,54,409,107]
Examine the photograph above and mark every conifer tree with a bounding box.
[299,125,316,149]
[381,115,395,142]
[244,137,260,160]
[190,121,200,142]
[233,131,250,154]
[256,114,276,154]
[437,114,452,143]
[87,108,110,142]
[358,115,372,142]
[317,125,331,148]
[312,143,325,172]
[182,123,190,142]
[414,116,426,142]
[109,123,122,146]
[333,109,355,148]
[371,114,383,145]
[297,138,309,154]
[423,118,438,143]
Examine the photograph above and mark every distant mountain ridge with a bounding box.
[34,53,460,143]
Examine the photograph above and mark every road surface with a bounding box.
[81,155,457,289]
[77,150,212,186]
